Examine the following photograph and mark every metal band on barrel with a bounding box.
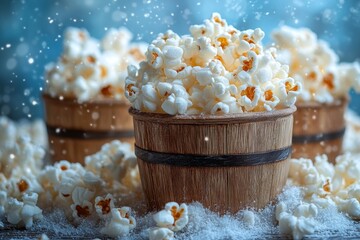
[292,128,345,144]
[46,125,134,139]
[135,145,292,167]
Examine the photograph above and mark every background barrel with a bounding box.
[292,99,347,163]
[130,107,296,213]
[43,94,134,164]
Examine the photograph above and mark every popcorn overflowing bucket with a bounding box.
[292,98,347,163]
[43,94,134,164]
[130,106,296,213]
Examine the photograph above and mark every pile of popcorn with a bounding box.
[272,26,360,103]
[45,27,147,102]
[276,153,360,239]
[125,13,302,115]
[0,118,45,228]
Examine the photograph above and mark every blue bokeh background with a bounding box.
[1,0,359,119]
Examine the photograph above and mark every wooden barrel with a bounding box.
[130,106,296,213]
[292,98,347,163]
[42,94,134,164]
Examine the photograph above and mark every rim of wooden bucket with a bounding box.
[42,93,130,106]
[295,97,348,109]
[129,105,296,124]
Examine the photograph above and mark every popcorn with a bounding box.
[242,210,255,227]
[95,193,115,219]
[100,207,136,237]
[153,202,189,232]
[278,212,317,240]
[288,153,360,220]
[5,193,42,229]
[126,13,301,115]
[149,227,175,240]
[45,27,147,102]
[0,118,46,180]
[20,193,43,229]
[6,198,23,225]
[272,26,360,103]
[70,186,94,221]
[276,202,318,240]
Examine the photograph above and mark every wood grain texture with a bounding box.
[130,107,296,213]
[43,94,134,164]
[293,99,347,163]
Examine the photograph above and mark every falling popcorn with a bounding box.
[153,202,189,232]
[100,207,136,237]
[126,13,302,115]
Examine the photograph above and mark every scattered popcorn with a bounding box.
[5,193,42,229]
[100,207,136,237]
[153,202,189,232]
[45,27,147,102]
[288,153,360,220]
[278,211,317,240]
[95,193,115,219]
[20,193,43,229]
[242,210,256,227]
[126,13,301,115]
[70,186,95,221]
[149,227,175,240]
[272,26,360,103]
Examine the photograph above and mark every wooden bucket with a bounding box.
[42,94,134,164]
[130,106,296,213]
[292,98,347,163]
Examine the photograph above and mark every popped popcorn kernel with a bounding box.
[100,207,136,237]
[126,13,300,115]
[153,202,189,232]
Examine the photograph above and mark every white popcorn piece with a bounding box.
[125,13,300,115]
[70,186,95,220]
[338,198,360,219]
[272,26,360,103]
[149,227,175,240]
[95,194,115,218]
[100,207,136,237]
[242,210,255,227]
[21,193,43,229]
[278,212,317,240]
[6,198,23,225]
[153,202,189,232]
